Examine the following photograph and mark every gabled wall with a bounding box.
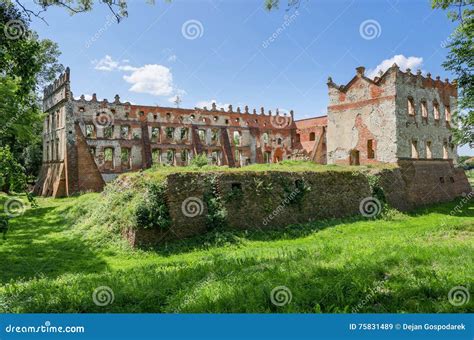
[326,67,398,165]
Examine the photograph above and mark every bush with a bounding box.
[0,146,27,193]
[190,154,209,168]
[135,182,171,230]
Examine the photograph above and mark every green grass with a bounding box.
[0,192,472,313]
[124,160,396,184]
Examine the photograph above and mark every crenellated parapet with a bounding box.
[42,67,71,112]
[327,63,457,97]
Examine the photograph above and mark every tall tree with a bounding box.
[432,0,473,147]
[0,2,63,178]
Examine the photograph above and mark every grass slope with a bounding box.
[0,192,472,313]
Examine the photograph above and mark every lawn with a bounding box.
[0,192,472,313]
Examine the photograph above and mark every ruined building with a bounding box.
[34,64,463,197]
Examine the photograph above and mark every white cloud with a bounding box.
[196,99,229,110]
[93,55,184,98]
[167,54,177,62]
[93,55,137,72]
[123,64,174,96]
[93,55,119,71]
[367,55,423,79]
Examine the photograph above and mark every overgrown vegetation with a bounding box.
[203,175,227,231]
[0,192,472,313]
[135,182,171,230]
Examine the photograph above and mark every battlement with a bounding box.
[43,67,70,98]
[327,63,457,95]
[74,93,294,119]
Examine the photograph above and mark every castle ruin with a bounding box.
[34,64,464,197]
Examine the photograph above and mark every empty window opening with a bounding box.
[349,149,360,166]
[211,129,219,142]
[262,132,269,145]
[120,125,130,139]
[151,127,160,142]
[180,128,189,141]
[90,147,96,156]
[198,129,206,143]
[210,151,220,165]
[213,116,218,121]
[411,140,419,159]
[426,141,432,159]
[443,141,448,159]
[166,150,175,165]
[309,132,316,141]
[104,148,114,169]
[234,149,240,165]
[165,127,175,140]
[181,149,189,164]
[407,97,415,116]
[367,139,375,159]
[433,102,440,120]
[421,100,428,120]
[152,149,161,164]
[233,131,241,146]
[439,177,445,184]
[121,148,131,170]
[277,138,282,145]
[86,124,96,138]
[264,151,271,164]
[104,126,114,139]
[445,105,451,122]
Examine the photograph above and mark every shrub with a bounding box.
[190,154,209,168]
[0,146,27,193]
[135,182,171,230]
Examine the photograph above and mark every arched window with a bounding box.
[421,100,428,120]
[262,132,269,144]
[407,97,415,116]
[433,101,440,120]
[309,132,316,141]
[233,131,241,146]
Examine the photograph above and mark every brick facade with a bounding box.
[34,65,466,197]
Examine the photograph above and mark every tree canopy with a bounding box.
[432,0,473,147]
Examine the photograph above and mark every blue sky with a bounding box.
[29,0,472,155]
